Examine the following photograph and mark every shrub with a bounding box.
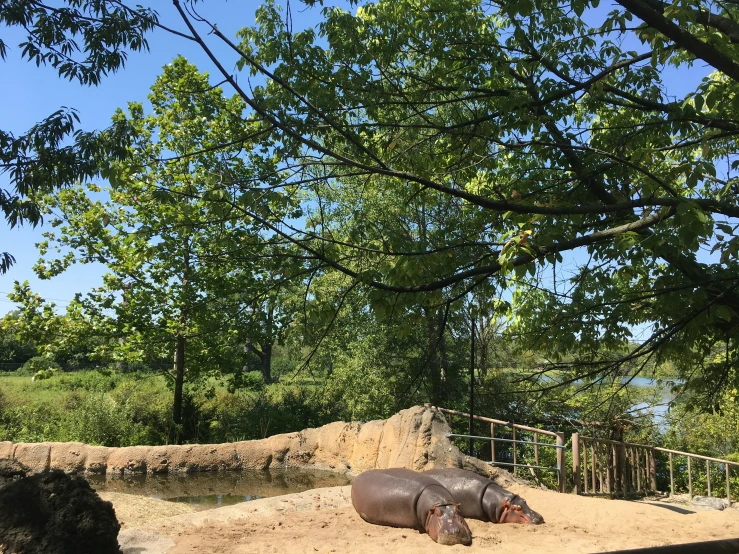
[63,393,149,447]
[21,357,60,377]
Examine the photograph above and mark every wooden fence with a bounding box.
[573,434,739,505]
[426,405,566,492]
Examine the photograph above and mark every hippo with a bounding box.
[425,468,544,524]
[351,468,473,545]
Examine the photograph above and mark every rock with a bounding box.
[13,442,51,474]
[49,442,88,473]
[1,406,514,486]
[0,469,122,554]
[691,495,727,510]
[0,458,28,479]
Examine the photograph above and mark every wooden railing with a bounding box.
[426,405,566,492]
[573,434,739,506]
[572,434,657,497]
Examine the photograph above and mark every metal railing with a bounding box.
[573,434,739,506]
[426,405,566,492]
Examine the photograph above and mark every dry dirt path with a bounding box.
[112,483,739,554]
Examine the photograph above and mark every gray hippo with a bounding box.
[426,468,544,524]
[351,468,473,545]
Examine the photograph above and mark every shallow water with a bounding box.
[86,467,353,508]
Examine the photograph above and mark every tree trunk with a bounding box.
[261,342,272,383]
[172,239,190,445]
[437,308,448,383]
[424,305,443,404]
[172,331,185,444]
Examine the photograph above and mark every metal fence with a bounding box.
[426,405,566,492]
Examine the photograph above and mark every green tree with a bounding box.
[0,281,109,367]
[35,58,298,438]
[0,1,162,272]
[9,0,739,414]
[211,0,739,408]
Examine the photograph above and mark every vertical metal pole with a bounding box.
[583,439,589,494]
[534,432,539,466]
[707,460,712,497]
[688,456,693,499]
[669,452,674,497]
[591,441,596,493]
[573,433,581,495]
[513,426,517,477]
[726,464,731,507]
[469,318,474,457]
[556,432,565,493]
[490,423,495,463]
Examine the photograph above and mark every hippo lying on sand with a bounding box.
[351,468,472,545]
[425,468,544,524]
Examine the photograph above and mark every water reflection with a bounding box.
[86,467,352,508]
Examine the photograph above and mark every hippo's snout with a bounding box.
[528,510,545,525]
[425,503,472,546]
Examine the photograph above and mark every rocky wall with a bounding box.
[0,405,507,483]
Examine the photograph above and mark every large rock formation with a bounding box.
[0,406,507,483]
[0,469,121,554]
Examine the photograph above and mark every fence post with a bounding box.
[707,460,712,497]
[618,443,626,497]
[603,442,616,497]
[490,423,495,464]
[649,449,657,492]
[534,431,539,466]
[583,439,589,494]
[591,441,596,493]
[573,433,581,495]
[727,464,732,507]
[556,432,566,493]
[669,452,674,497]
[688,456,693,499]
[513,426,517,477]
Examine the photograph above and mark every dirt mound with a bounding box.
[0,406,508,484]
[0,469,121,554]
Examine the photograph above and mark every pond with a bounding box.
[85,467,353,508]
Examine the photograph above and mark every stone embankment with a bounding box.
[1,406,504,481]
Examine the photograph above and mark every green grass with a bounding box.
[0,368,339,446]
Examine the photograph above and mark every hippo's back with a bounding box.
[351,468,440,530]
[425,468,492,520]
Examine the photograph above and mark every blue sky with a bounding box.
[0,1,714,316]
[1,0,336,314]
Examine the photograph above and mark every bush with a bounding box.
[63,393,149,447]
[21,357,60,377]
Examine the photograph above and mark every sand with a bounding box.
[110,483,739,554]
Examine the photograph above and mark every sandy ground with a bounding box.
[108,483,739,554]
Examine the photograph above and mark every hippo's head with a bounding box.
[498,495,544,525]
[424,502,473,546]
